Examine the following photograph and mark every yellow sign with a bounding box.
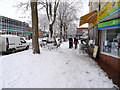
[89,15,97,29]
[98,0,120,22]
[38,31,42,35]
[93,45,98,58]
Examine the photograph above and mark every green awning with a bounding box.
[2,29,32,33]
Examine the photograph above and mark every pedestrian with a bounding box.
[74,36,78,49]
[69,35,73,49]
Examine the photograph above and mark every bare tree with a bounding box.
[57,2,79,42]
[39,14,49,32]
[31,0,40,54]
[45,0,60,39]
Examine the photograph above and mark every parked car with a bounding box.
[0,35,29,54]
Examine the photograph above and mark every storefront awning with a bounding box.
[79,10,97,26]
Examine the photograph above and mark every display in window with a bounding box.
[103,40,111,53]
[102,30,119,56]
[111,38,118,55]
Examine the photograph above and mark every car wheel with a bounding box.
[26,46,29,50]
[11,49,16,53]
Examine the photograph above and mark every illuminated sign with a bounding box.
[98,0,120,22]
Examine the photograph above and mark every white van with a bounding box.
[0,35,29,54]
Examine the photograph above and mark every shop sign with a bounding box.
[39,31,42,35]
[98,0,120,23]
[98,18,120,29]
[89,16,97,29]
[93,45,98,58]
[2,29,32,33]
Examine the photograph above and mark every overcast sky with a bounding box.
[0,0,89,27]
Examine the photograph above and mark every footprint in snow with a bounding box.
[86,71,90,74]
[66,62,69,64]
[59,51,63,53]
[89,80,92,82]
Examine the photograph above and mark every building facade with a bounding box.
[79,0,120,86]
[98,0,120,70]
[0,16,31,37]
[76,28,88,40]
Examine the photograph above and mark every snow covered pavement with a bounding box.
[0,42,115,88]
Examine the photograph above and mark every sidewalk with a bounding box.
[0,42,115,88]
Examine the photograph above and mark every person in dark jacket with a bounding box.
[69,35,73,48]
[74,36,78,49]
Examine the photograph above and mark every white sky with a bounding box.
[0,0,89,27]
[0,0,30,22]
[77,0,89,27]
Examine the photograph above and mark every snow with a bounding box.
[0,34,18,37]
[0,40,116,88]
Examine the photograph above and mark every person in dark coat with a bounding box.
[69,35,73,48]
[74,36,78,49]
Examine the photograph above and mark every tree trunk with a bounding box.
[31,1,40,54]
[66,30,68,40]
[49,24,57,45]
[63,25,66,42]
[60,25,62,43]
[49,24,53,38]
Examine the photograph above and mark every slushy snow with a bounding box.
[0,41,115,88]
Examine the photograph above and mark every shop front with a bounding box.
[88,15,98,57]
[98,18,120,70]
[98,1,120,70]
[79,10,98,56]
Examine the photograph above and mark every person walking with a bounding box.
[69,35,73,49]
[74,36,78,49]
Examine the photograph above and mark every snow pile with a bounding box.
[0,41,115,88]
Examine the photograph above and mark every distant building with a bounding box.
[76,27,88,40]
[0,16,31,37]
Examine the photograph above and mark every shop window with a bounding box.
[89,26,97,47]
[89,28,93,39]
[101,29,120,56]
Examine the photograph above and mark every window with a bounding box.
[20,38,26,43]
[2,18,5,23]
[101,29,120,56]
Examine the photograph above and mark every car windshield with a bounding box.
[20,38,26,43]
